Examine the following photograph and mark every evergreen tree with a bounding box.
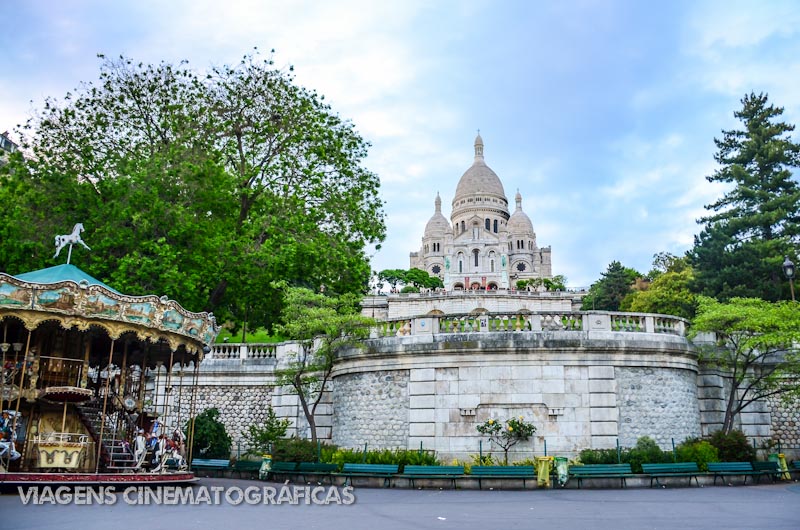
[581,261,641,311]
[691,92,800,301]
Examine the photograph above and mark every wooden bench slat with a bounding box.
[401,465,465,489]
[190,458,230,477]
[569,464,633,488]
[469,466,535,489]
[642,462,701,487]
[336,463,400,487]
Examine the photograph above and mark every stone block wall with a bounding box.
[331,370,410,448]
[616,367,700,447]
[173,384,274,453]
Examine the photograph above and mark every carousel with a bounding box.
[0,225,218,485]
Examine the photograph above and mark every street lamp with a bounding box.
[783,255,795,302]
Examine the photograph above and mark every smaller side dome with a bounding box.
[424,193,451,235]
[508,190,534,235]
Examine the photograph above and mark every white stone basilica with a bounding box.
[410,134,552,290]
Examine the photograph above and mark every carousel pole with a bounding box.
[137,351,148,411]
[1,323,7,410]
[95,339,115,473]
[13,329,32,422]
[187,359,199,465]
[164,350,174,428]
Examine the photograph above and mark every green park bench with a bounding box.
[707,462,761,485]
[297,462,339,484]
[569,464,634,488]
[233,459,262,479]
[267,461,300,481]
[642,462,702,488]
[469,466,536,489]
[190,458,231,477]
[401,465,465,489]
[336,463,399,487]
[751,461,782,483]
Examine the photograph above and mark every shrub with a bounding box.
[241,407,291,457]
[477,416,536,465]
[708,430,756,462]
[578,437,671,473]
[188,408,232,459]
[579,448,620,465]
[271,437,325,462]
[627,437,671,473]
[325,447,439,470]
[675,438,719,471]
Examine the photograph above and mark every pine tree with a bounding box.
[691,92,800,301]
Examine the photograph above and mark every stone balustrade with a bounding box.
[374,311,687,338]
[207,342,277,360]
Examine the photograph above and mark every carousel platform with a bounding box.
[0,471,197,486]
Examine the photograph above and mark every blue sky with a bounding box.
[2,0,800,287]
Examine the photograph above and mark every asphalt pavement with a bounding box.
[3,477,799,530]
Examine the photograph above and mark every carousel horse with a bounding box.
[53,223,91,258]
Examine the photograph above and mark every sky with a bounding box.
[2,0,800,287]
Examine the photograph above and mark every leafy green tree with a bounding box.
[691,296,800,433]
[188,408,232,459]
[624,254,697,319]
[476,416,536,465]
[377,268,443,291]
[241,406,292,457]
[274,285,374,445]
[691,92,800,301]
[517,275,567,292]
[581,261,642,311]
[0,53,385,328]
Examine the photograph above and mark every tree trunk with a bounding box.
[722,382,739,434]
[295,378,318,447]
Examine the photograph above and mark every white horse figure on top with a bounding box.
[54,223,91,264]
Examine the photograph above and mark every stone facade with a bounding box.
[174,384,274,450]
[768,393,800,450]
[616,367,701,447]
[188,315,800,461]
[331,370,410,448]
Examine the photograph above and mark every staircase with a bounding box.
[76,398,137,471]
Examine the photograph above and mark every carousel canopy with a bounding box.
[0,263,218,355]
[15,264,120,294]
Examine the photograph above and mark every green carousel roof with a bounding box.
[15,264,120,294]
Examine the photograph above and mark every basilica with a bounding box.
[410,134,552,290]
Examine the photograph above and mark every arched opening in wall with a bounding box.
[453,283,464,290]
[473,249,480,267]
[470,282,482,290]
[426,309,445,316]
[487,282,498,290]
[470,307,489,315]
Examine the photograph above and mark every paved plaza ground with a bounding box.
[2,477,799,530]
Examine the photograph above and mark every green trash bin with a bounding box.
[535,456,554,488]
[554,457,569,487]
[767,453,790,481]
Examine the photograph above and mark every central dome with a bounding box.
[452,134,507,206]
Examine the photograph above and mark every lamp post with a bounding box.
[783,255,795,302]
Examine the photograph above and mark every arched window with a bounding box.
[459,260,463,273]
[493,219,498,233]
[461,221,465,232]
[485,218,490,230]
[473,249,480,267]
[490,260,495,272]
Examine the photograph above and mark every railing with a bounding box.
[38,356,84,388]
[200,311,687,363]
[207,343,277,360]
[372,311,687,338]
